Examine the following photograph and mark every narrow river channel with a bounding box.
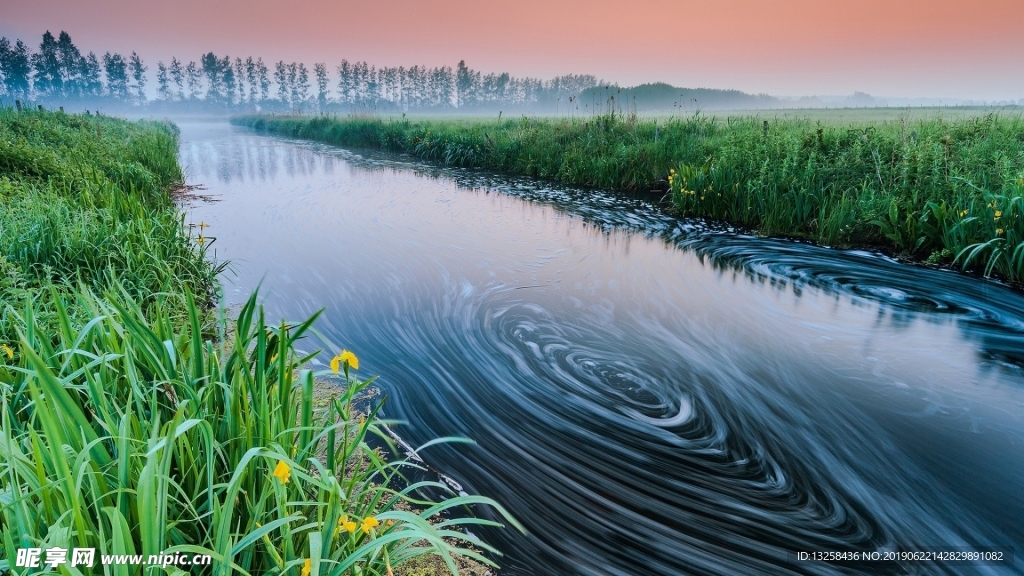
[179,121,1024,575]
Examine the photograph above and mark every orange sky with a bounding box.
[3,0,1023,100]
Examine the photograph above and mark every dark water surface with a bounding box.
[180,122,1024,575]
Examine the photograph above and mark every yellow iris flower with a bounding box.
[301,558,311,576]
[330,350,359,373]
[0,344,12,359]
[361,516,379,534]
[994,210,1002,218]
[272,460,291,484]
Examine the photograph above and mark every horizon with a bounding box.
[3,0,1023,102]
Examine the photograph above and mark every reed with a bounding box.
[233,111,1024,282]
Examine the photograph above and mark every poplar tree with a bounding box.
[274,61,288,104]
[170,57,184,99]
[185,61,202,100]
[256,58,270,104]
[0,38,32,99]
[156,61,170,100]
[81,52,103,98]
[337,60,352,105]
[128,51,147,105]
[246,57,257,105]
[103,52,129,101]
[32,31,61,99]
[55,31,84,98]
[314,62,329,111]
[200,52,224,102]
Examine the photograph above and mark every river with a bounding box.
[179,121,1024,575]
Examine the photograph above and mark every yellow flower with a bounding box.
[272,460,291,484]
[340,517,357,533]
[997,228,1005,235]
[199,221,209,230]
[0,344,12,359]
[197,236,206,245]
[301,558,311,576]
[994,210,1002,219]
[959,210,968,217]
[330,350,358,373]
[361,516,379,534]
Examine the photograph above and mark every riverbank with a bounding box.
[0,108,513,575]
[232,112,1024,283]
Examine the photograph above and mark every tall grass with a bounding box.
[0,287,518,575]
[233,112,1024,282]
[1,108,520,574]
[0,106,217,344]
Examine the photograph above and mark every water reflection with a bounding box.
[181,121,1024,575]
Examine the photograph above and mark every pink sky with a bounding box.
[3,0,1023,100]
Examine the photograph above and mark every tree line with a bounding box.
[0,30,601,112]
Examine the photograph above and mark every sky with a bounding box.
[3,0,1024,101]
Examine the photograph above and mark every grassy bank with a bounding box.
[233,112,1024,282]
[1,109,517,574]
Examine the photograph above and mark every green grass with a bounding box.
[233,111,1024,282]
[0,106,217,344]
[1,108,520,575]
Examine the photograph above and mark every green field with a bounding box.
[233,111,1024,283]
[0,108,515,575]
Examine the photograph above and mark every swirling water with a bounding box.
[180,122,1024,575]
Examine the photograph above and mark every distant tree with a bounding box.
[0,38,32,99]
[234,57,245,104]
[336,59,352,104]
[296,63,311,110]
[274,60,288,104]
[169,57,184,99]
[81,52,103,98]
[32,31,62,99]
[314,62,329,111]
[55,31,85,98]
[200,52,224,102]
[433,65,454,108]
[245,56,257,105]
[156,61,170,100]
[286,62,298,108]
[255,58,270,104]
[128,51,147,105]
[102,52,129,101]
[222,56,236,105]
[455,60,480,108]
[185,60,201,100]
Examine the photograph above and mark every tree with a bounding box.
[200,52,224,102]
[245,57,257,105]
[222,56,236,106]
[170,57,184,100]
[32,31,62,99]
[185,61,201,100]
[256,58,270,104]
[128,52,147,105]
[314,63,329,111]
[455,60,482,108]
[0,38,32,99]
[81,52,103,98]
[55,31,84,98]
[103,52,129,101]
[274,61,288,104]
[234,57,246,104]
[337,59,352,105]
[156,61,170,100]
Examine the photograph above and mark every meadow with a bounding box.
[0,108,516,575]
[233,109,1024,283]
